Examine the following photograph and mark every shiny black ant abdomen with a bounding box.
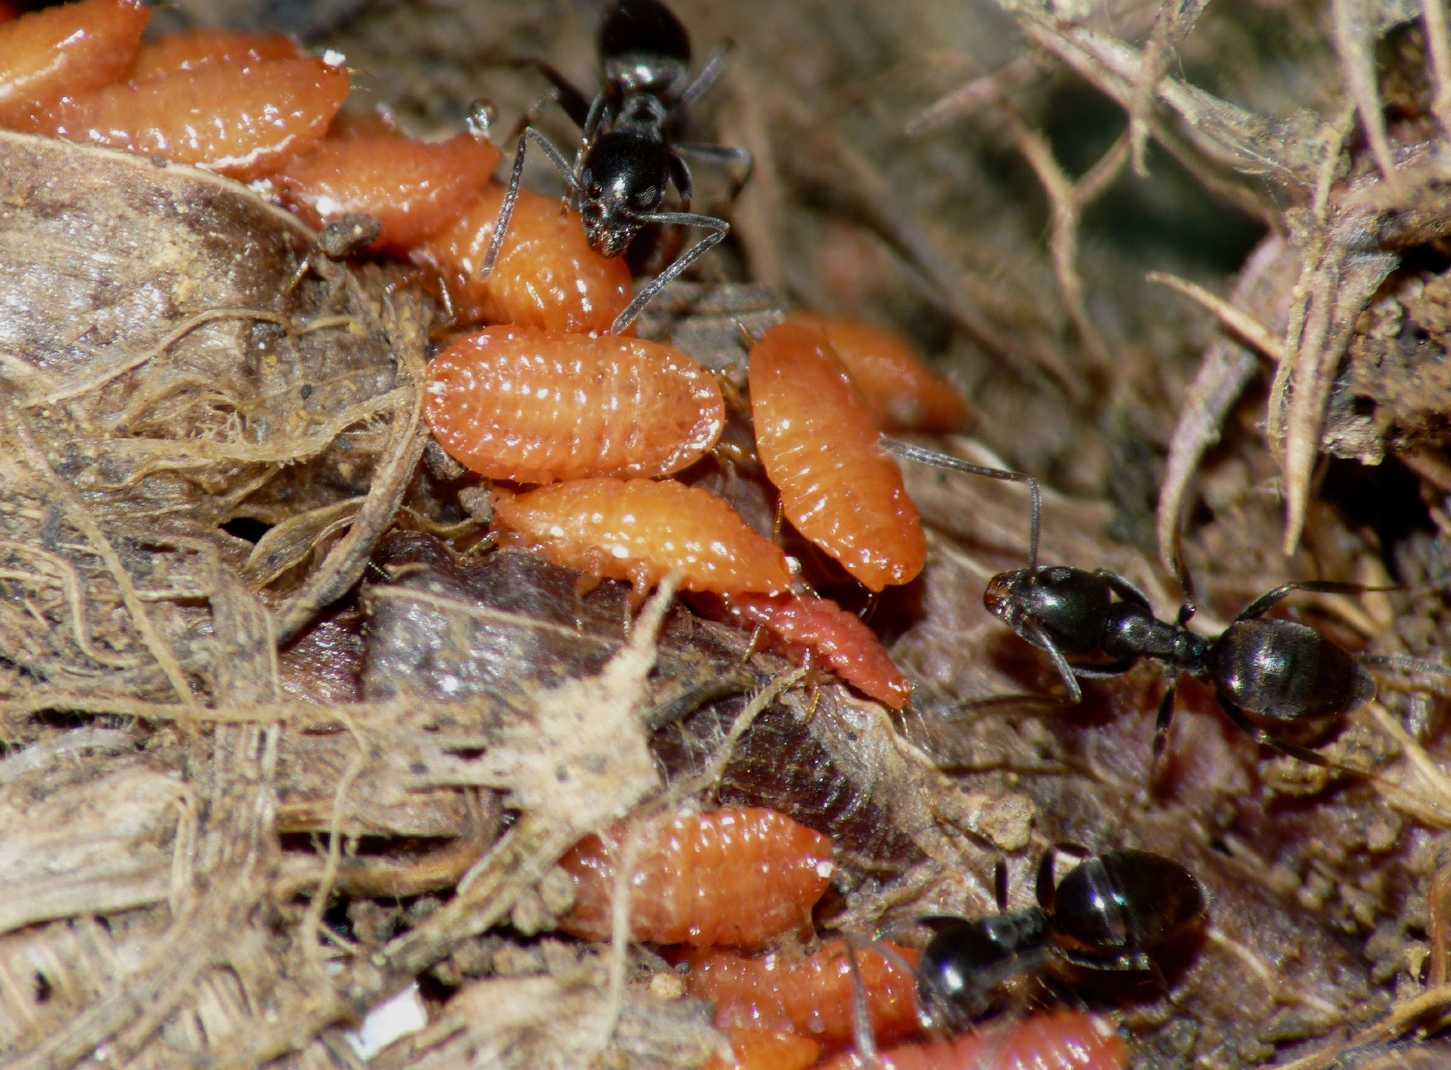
[482,0,751,335]
[915,846,1206,1028]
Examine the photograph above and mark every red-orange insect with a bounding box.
[681,939,922,1049]
[276,133,502,251]
[425,326,724,482]
[128,29,303,81]
[558,807,833,947]
[817,1011,1127,1070]
[0,0,149,126]
[493,479,793,596]
[785,313,970,433]
[711,593,912,710]
[704,1027,820,1070]
[414,183,633,333]
[749,321,926,592]
[24,57,349,180]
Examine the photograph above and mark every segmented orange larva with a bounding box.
[414,182,633,333]
[558,807,834,947]
[25,57,350,179]
[493,478,793,595]
[749,321,926,592]
[682,939,922,1048]
[712,592,912,710]
[128,29,303,80]
[785,314,970,433]
[0,0,149,127]
[817,1011,1127,1070]
[425,326,725,482]
[705,1027,821,1070]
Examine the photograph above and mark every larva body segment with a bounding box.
[705,1027,820,1070]
[785,313,969,433]
[25,57,349,179]
[415,183,633,333]
[558,807,833,947]
[749,322,926,592]
[276,134,502,251]
[128,30,303,80]
[818,1011,1127,1070]
[493,478,792,595]
[715,592,911,709]
[682,939,921,1048]
[0,0,149,125]
[425,326,725,482]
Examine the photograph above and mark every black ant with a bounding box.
[880,437,1447,771]
[480,0,751,336]
[914,845,1206,1028]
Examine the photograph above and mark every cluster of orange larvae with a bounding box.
[1,2,1130,1067]
[561,808,1126,1070]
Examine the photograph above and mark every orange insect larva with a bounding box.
[682,939,922,1048]
[493,478,792,596]
[558,807,834,947]
[24,57,349,180]
[785,313,970,433]
[275,133,502,251]
[817,1011,1128,1070]
[413,183,633,334]
[128,29,303,81]
[749,321,926,592]
[425,326,724,482]
[705,1027,820,1070]
[713,593,912,710]
[0,0,149,126]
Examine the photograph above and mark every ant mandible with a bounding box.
[914,845,1206,1028]
[480,0,751,336]
[880,438,1442,770]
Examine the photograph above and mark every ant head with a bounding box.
[580,134,671,256]
[983,569,1033,629]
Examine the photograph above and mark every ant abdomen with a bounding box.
[1208,618,1376,725]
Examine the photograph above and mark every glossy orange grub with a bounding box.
[25,57,349,180]
[705,1027,820,1070]
[426,326,724,482]
[128,30,303,81]
[493,478,792,595]
[749,321,926,592]
[786,314,969,433]
[275,133,502,250]
[818,1011,1127,1070]
[558,808,833,947]
[414,183,633,333]
[682,939,921,1048]
[0,0,149,126]
[714,593,912,710]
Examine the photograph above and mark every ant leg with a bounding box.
[483,56,592,128]
[1095,570,1153,611]
[994,857,1009,910]
[1359,651,1451,682]
[842,940,881,1066]
[1217,700,1340,770]
[608,209,730,334]
[667,152,695,213]
[676,39,734,113]
[1235,580,1396,623]
[1151,681,1178,765]
[876,438,1043,574]
[1021,618,1084,703]
[674,141,756,202]
[480,127,582,281]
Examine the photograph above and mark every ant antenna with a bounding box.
[609,210,729,335]
[878,437,1042,574]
